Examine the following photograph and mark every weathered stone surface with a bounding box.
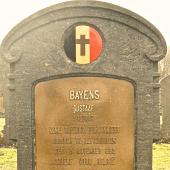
[0,97,4,116]
[0,55,7,114]
[0,1,167,170]
[160,76,170,139]
[0,51,8,140]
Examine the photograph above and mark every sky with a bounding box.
[0,0,170,45]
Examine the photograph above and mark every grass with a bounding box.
[0,118,17,170]
[0,148,17,170]
[153,143,170,170]
[0,118,170,169]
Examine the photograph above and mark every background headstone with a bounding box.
[0,96,5,117]
[160,75,170,139]
[0,54,8,143]
[0,55,7,116]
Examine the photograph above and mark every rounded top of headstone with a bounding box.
[160,75,170,83]
[0,0,167,62]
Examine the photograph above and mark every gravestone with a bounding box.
[0,1,167,170]
[160,76,170,139]
[0,56,7,116]
[0,96,5,118]
[0,54,7,140]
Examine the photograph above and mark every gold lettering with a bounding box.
[73,104,94,113]
[95,90,100,99]
[69,90,75,100]
[69,90,100,100]
[55,158,73,165]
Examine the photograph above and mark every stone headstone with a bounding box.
[160,76,170,139]
[0,1,167,170]
[0,96,5,116]
[0,56,7,115]
[0,53,8,139]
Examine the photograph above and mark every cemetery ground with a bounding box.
[0,118,17,170]
[0,118,170,170]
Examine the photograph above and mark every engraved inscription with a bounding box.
[73,104,94,113]
[35,77,134,170]
[69,90,100,100]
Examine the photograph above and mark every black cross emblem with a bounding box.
[76,35,90,56]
